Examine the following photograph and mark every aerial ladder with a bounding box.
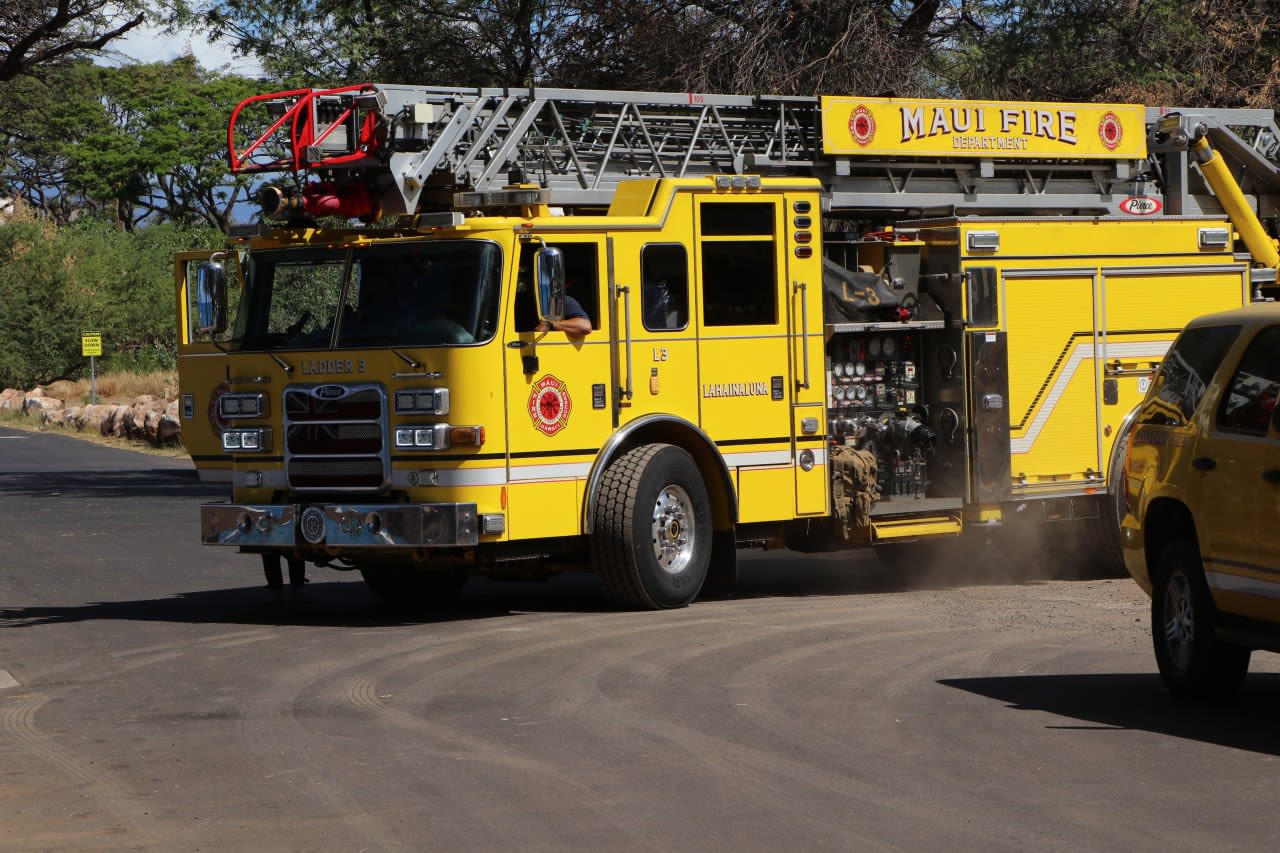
[228,84,1280,287]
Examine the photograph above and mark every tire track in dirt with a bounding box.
[302,598,924,848]
[0,692,160,843]
[230,613,648,849]
[0,627,284,847]
[242,610,824,849]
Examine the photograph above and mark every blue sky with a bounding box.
[101,19,265,77]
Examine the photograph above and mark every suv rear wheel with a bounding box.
[1151,539,1251,699]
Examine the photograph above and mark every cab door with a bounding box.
[693,195,794,523]
[174,251,234,482]
[1198,323,1280,621]
[502,238,614,540]
[613,229,701,432]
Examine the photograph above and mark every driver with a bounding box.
[537,290,591,336]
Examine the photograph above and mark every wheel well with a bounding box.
[1143,497,1199,586]
[583,415,736,533]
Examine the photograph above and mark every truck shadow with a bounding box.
[0,576,610,629]
[0,549,1099,630]
[3,467,223,500]
[940,672,1280,757]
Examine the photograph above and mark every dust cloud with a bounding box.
[729,518,1121,601]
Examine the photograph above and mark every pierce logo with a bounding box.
[1119,196,1162,216]
[528,374,572,436]
[1098,111,1122,150]
[849,105,876,146]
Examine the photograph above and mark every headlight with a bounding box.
[222,427,272,452]
[394,388,450,415]
[394,424,486,450]
[396,425,445,449]
[219,393,267,418]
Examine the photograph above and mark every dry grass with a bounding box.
[43,370,179,404]
[2,370,186,457]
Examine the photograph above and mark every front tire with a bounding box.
[591,444,712,610]
[1151,540,1250,699]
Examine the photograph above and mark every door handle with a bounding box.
[619,284,633,400]
[1191,457,1216,472]
[1263,469,1280,484]
[793,280,810,391]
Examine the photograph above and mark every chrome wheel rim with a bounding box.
[1163,572,1196,669]
[651,484,694,575]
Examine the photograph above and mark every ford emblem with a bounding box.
[314,384,346,399]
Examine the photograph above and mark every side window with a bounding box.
[514,242,600,332]
[700,202,777,327]
[1217,324,1280,436]
[641,244,689,331]
[1141,324,1240,424]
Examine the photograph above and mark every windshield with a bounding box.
[231,240,503,350]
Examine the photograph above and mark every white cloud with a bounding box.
[100,22,265,78]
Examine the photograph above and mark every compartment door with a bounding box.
[969,330,1013,502]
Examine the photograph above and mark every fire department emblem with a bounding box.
[528,374,572,436]
[1098,111,1123,150]
[849,105,876,147]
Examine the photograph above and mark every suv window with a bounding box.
[1217,324,1280,436]
[1142,324,1241,424]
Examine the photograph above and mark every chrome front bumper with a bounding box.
[201,502,479,548]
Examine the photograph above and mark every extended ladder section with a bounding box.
[228,84,1280,226]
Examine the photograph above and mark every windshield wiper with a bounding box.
[390,348,420,370]
[263,348,294,374]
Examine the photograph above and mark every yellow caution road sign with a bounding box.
[82,331,103,357]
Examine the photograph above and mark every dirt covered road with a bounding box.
[3,426,1280,851]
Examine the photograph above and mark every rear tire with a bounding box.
[1074,428,1132,577]
[1151,540,1250,699]
[591,444,711,610]
[360,566,467,608]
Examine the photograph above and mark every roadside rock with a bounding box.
[0,388,25,412]
[2,386,183,448]
[24,395,64,421]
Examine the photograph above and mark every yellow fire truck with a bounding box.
[179,85,1279,608]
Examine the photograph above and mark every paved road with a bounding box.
[3,425,1279,851]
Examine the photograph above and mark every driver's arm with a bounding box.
[541,315,592,335]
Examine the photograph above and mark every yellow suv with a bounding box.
[1122,302,1280,699]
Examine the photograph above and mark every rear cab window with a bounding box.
[1216,324,1280,436]
[1139,324,1242,426]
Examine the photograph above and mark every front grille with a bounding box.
[283,384,389,492]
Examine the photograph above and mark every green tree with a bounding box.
[0,214,223,389]
[944,0,1280,106]
[0,219,89,388]
[187,0,565,87]
[544,1,957,96]
[0,58,261,231]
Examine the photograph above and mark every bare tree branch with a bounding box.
[0,2,146,82]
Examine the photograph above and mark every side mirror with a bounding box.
[195,260,227,335]
[534,247,566,324]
